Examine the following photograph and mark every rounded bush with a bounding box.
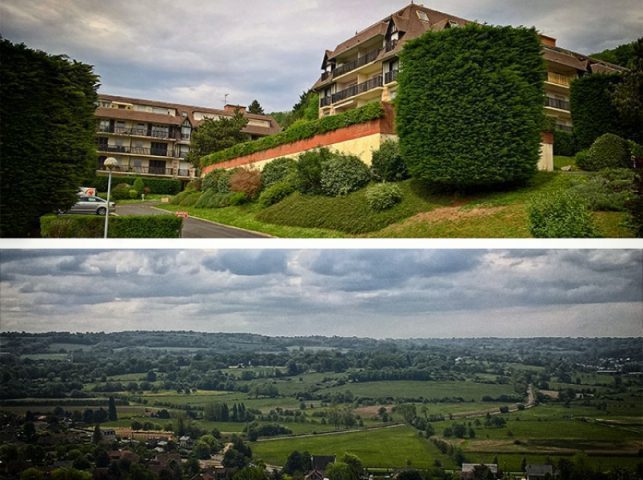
[259,178,297,208]
[528,191,597,238]
[128,189,139,199]
[202,169,225,191]
[261,157,297,188]
[111,183,132,200]
[133,177,145,194]
[171,190,192,205]
[371,140,408,182]
[577,133,631,171]
[194,190,231,209]
[216,170,232,193]
[366,183,403,211]
[228,192,248,206]
[296,149,334,194]
[320,154,371,196]
[229,168,262,199]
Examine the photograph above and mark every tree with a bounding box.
[233,466,270,480]
[472,465,495,480]
[0,39,99,236]
[92,424,102,444]
[283,450,312,474]
[611,38,643,143]
[108,396,117,421]
[187,110,249,167]
[248,100,265,115]
[397,24,544,188]
[23,421,36,442]
[521,457,527,472]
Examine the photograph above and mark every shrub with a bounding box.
[186,178,202,192]
[133,177,145,195]
[171,191,193,205]
[570,74,626,149]
[216,170,232,193]
[41,215,183,238]
[570,168,638,211]
[201,102,385,167]
[228,192,248,206]
[230,168,262,199]
[202,169,226,191]
[259,178,298,208]
[320,154,371,196]
[128,189,138,199]
[194,190,233,209]
[577,133,631,171]
[397,24,544,188]
[111,183,133,200]
[528,191,598,238]
[553,129,577,156]
[261,157,297,188]
[366,183,403,211]
[179,192,202,207]
[90,176,181,194]
[371,139,408,181]
[296,148,334,194]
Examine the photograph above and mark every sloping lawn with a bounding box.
[159,172,635,238]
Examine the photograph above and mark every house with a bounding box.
[461,463,498,480]
[100,428,117,443]
[312,2,625,171]
[179,435,193,448]
[304,455,336,480]
[95,95,281,181]
[526,464,554,480]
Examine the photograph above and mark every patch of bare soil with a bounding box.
[412,205,506,222]
[354,405,391,416]
[539,390,560,399]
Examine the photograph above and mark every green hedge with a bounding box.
[396,24,545,188]
[553,129,577,157]
[41,215,183,238]
[89,175,182,194]
[201,102,384,167]
[570,74,624,149]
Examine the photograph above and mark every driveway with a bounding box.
[115,202,268,238]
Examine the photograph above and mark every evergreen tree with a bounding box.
[108,396,117,421]
[247,100,265,114]
[0,39,99,236]
[92,425,102,444]
[187,110,249,167]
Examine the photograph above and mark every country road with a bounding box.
[115,202,268,238]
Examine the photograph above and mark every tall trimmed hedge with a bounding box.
[570,74,625,149]
[41,215,183,238]
[0,39,99,237]
[396,24,545,188]
[201,102,384,167]
[89,175,181,194]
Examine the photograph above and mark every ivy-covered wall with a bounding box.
[396,24,546,188]
[0,39,99,237]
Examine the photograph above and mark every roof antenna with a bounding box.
[224,93,229,105]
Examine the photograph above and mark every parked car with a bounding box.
[65,195,115,215]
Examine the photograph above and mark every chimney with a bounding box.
[224,104,246,114]
[540,34,556,47]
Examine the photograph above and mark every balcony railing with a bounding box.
[97,126,174,140]
[333,48,382,77]
[321,71,331,81]
[545,97,570,111]
[384,39,398,52]
[96,144,179,157]
[384,70,399,84]
[320,96,332,107]
[547,72,574,87]
[331,75,383,104]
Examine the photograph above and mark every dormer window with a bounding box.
[417,10,429,22]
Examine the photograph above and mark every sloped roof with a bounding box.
[97,94,281,136]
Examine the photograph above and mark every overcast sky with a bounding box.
[0,249,641,338]
[1,1,641,112]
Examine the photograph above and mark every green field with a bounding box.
[252,425,453,468]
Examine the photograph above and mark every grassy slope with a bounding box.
[160,172,634,238]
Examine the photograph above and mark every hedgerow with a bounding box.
[90,176,181,195]
[201,102,384,167]
[570,74,625,149]
[396,24,545,188]
[41,215,183,238]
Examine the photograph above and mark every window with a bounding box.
[417,10,429,21]
[98,119,110,132]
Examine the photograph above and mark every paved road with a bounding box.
[115,202,268,238]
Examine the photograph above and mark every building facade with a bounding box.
[312,3,624,168]
[95,95,281,181]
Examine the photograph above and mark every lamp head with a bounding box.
[104,157,118,170]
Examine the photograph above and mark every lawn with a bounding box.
[252,424,453,468]
[160,172,635,238]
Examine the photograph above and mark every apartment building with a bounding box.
[95,95,281,180]
[313,3,625,133]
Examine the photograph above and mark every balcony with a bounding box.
[333,48,382,78]
[384,39,398,52]
[320,96,332,107]
[331,75,383,104]
[545,97,570,111]
[547,72,574,87]
[96,144,179,158]
[96,165,194,179]
[96,125,175,140]
[384,70,399,84]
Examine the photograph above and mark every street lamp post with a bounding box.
[103,157,118,239]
